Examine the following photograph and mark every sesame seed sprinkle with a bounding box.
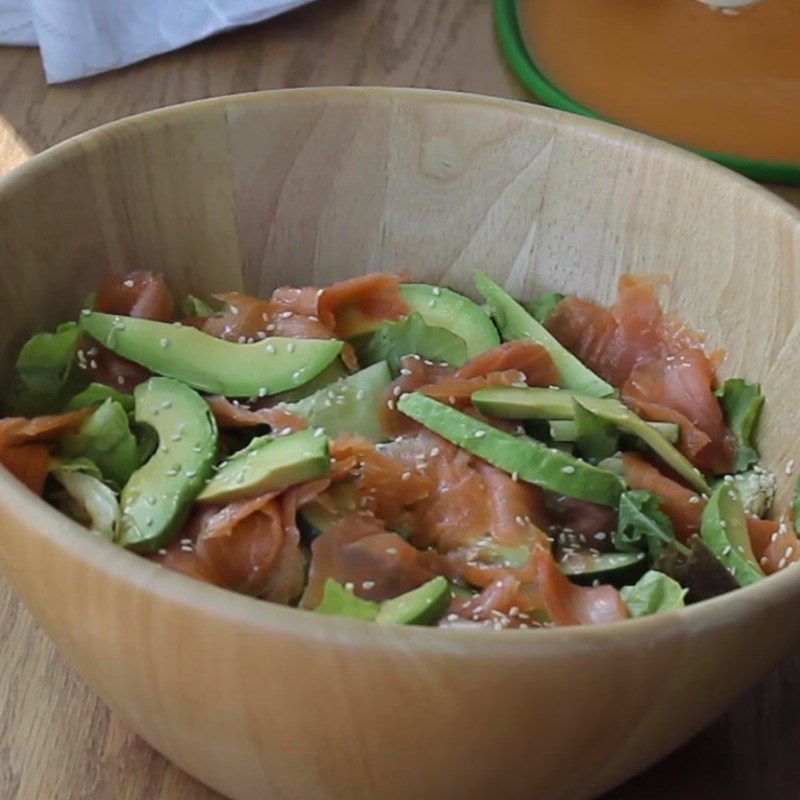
[786,459,796,475]
[287,342,296,353]
[362,581,375,590]
[116,375,125,386]
[258,387,268,398]
[123,279,135,288]
[159,337,169,348]
[266,344,276,354]
[474,430,486,438]
[562,466,576,475]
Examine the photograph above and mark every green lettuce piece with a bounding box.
[9,322,86,414]
[352,312,468,373]
[572,398,619,462]
[614,490,685,559]
[66,383,134,413]
[51,461,120,541]
[524,292,565,323]
[58,399,138,487]
[621,570,687,617]
[181,294,216,317]
[716,379,764,472]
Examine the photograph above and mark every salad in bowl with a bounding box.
[3,267,794,629]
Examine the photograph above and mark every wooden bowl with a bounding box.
[0,88,799,800]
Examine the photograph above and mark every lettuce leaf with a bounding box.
[352,313,467,373]
[66,382,134,413]
[613,490,685,558]
[51,461,120,541]
[9,322,86,414]
[621,570,687,617]
[716,379,764,472]
[524,292,565,323]
[58,399,138,487]
[572,398,619,462]
[181,294,216,317]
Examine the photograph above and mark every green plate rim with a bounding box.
[494,0,800,186]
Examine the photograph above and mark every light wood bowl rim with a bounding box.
[3,85,800,652]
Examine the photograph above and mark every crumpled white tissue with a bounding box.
[0,0,313,83]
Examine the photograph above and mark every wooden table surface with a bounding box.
[1,2,799,798]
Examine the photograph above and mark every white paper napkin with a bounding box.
[0,0,314,83]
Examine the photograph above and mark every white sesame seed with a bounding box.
[778,558,787,570]
[430,447,440,457]
[314,427,326,438]
[562,466,576,475]
[157,548,167,556]
[400,368,412,376]
[186,470,197,478]
[279,311,293,319]
[180,545,193,552]
[229,305,239,315]
[386,547,398,555]
[89,360,98,370]
[474,430,486,438]
[387,400,395,410]
[170,433,182,442]
[159,337,170,348]
[80,308,91,316]
[257,387,268,398]
[596,532,607,541]
[786,546,795,559]
[162,400,172,409]
[432,287,442,296]
[166,467,179,476]
[116,375,125,386]
[760,556,769,566]
[362,581,375,590]
[786,459,796,475]
[287,342,296,353]
[688,495,701,504]
[401,471,411,481]
[266,344,276,354]
[428,299,436,308]
[344,581,355,591]
[722,545,732,556]
[355,389,365,400]
[511,471,518,482]
[266,324,276,332]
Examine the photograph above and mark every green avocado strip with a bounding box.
[80,312,342,397]
[396,392,623,506]
[700,483,764,587]
[471,386,710,493]
[475,270,614,397]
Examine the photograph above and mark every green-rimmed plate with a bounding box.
[494,0,800,185]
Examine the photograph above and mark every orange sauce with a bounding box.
[518,0,800,163]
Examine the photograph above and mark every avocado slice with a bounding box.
[118,377,217,552]
[351,313,468,371]
[559,551,648,587]
[376,576,451,626]
[400,284,500,358]
[475,271,614,397]
[700,483,764,587]
[472,386,710,494]
[549,419,679,444]
[198,428,329,504]
[314,579,380,620]
[281,361,392,442]
[80,312,342,397]
[397,393,624,506]
[271,360,348,404]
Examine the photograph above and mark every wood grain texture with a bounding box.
[0,3,798,800]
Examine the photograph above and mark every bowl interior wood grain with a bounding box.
[0,88,799,800]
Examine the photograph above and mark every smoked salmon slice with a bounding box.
[547,275,734,473]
